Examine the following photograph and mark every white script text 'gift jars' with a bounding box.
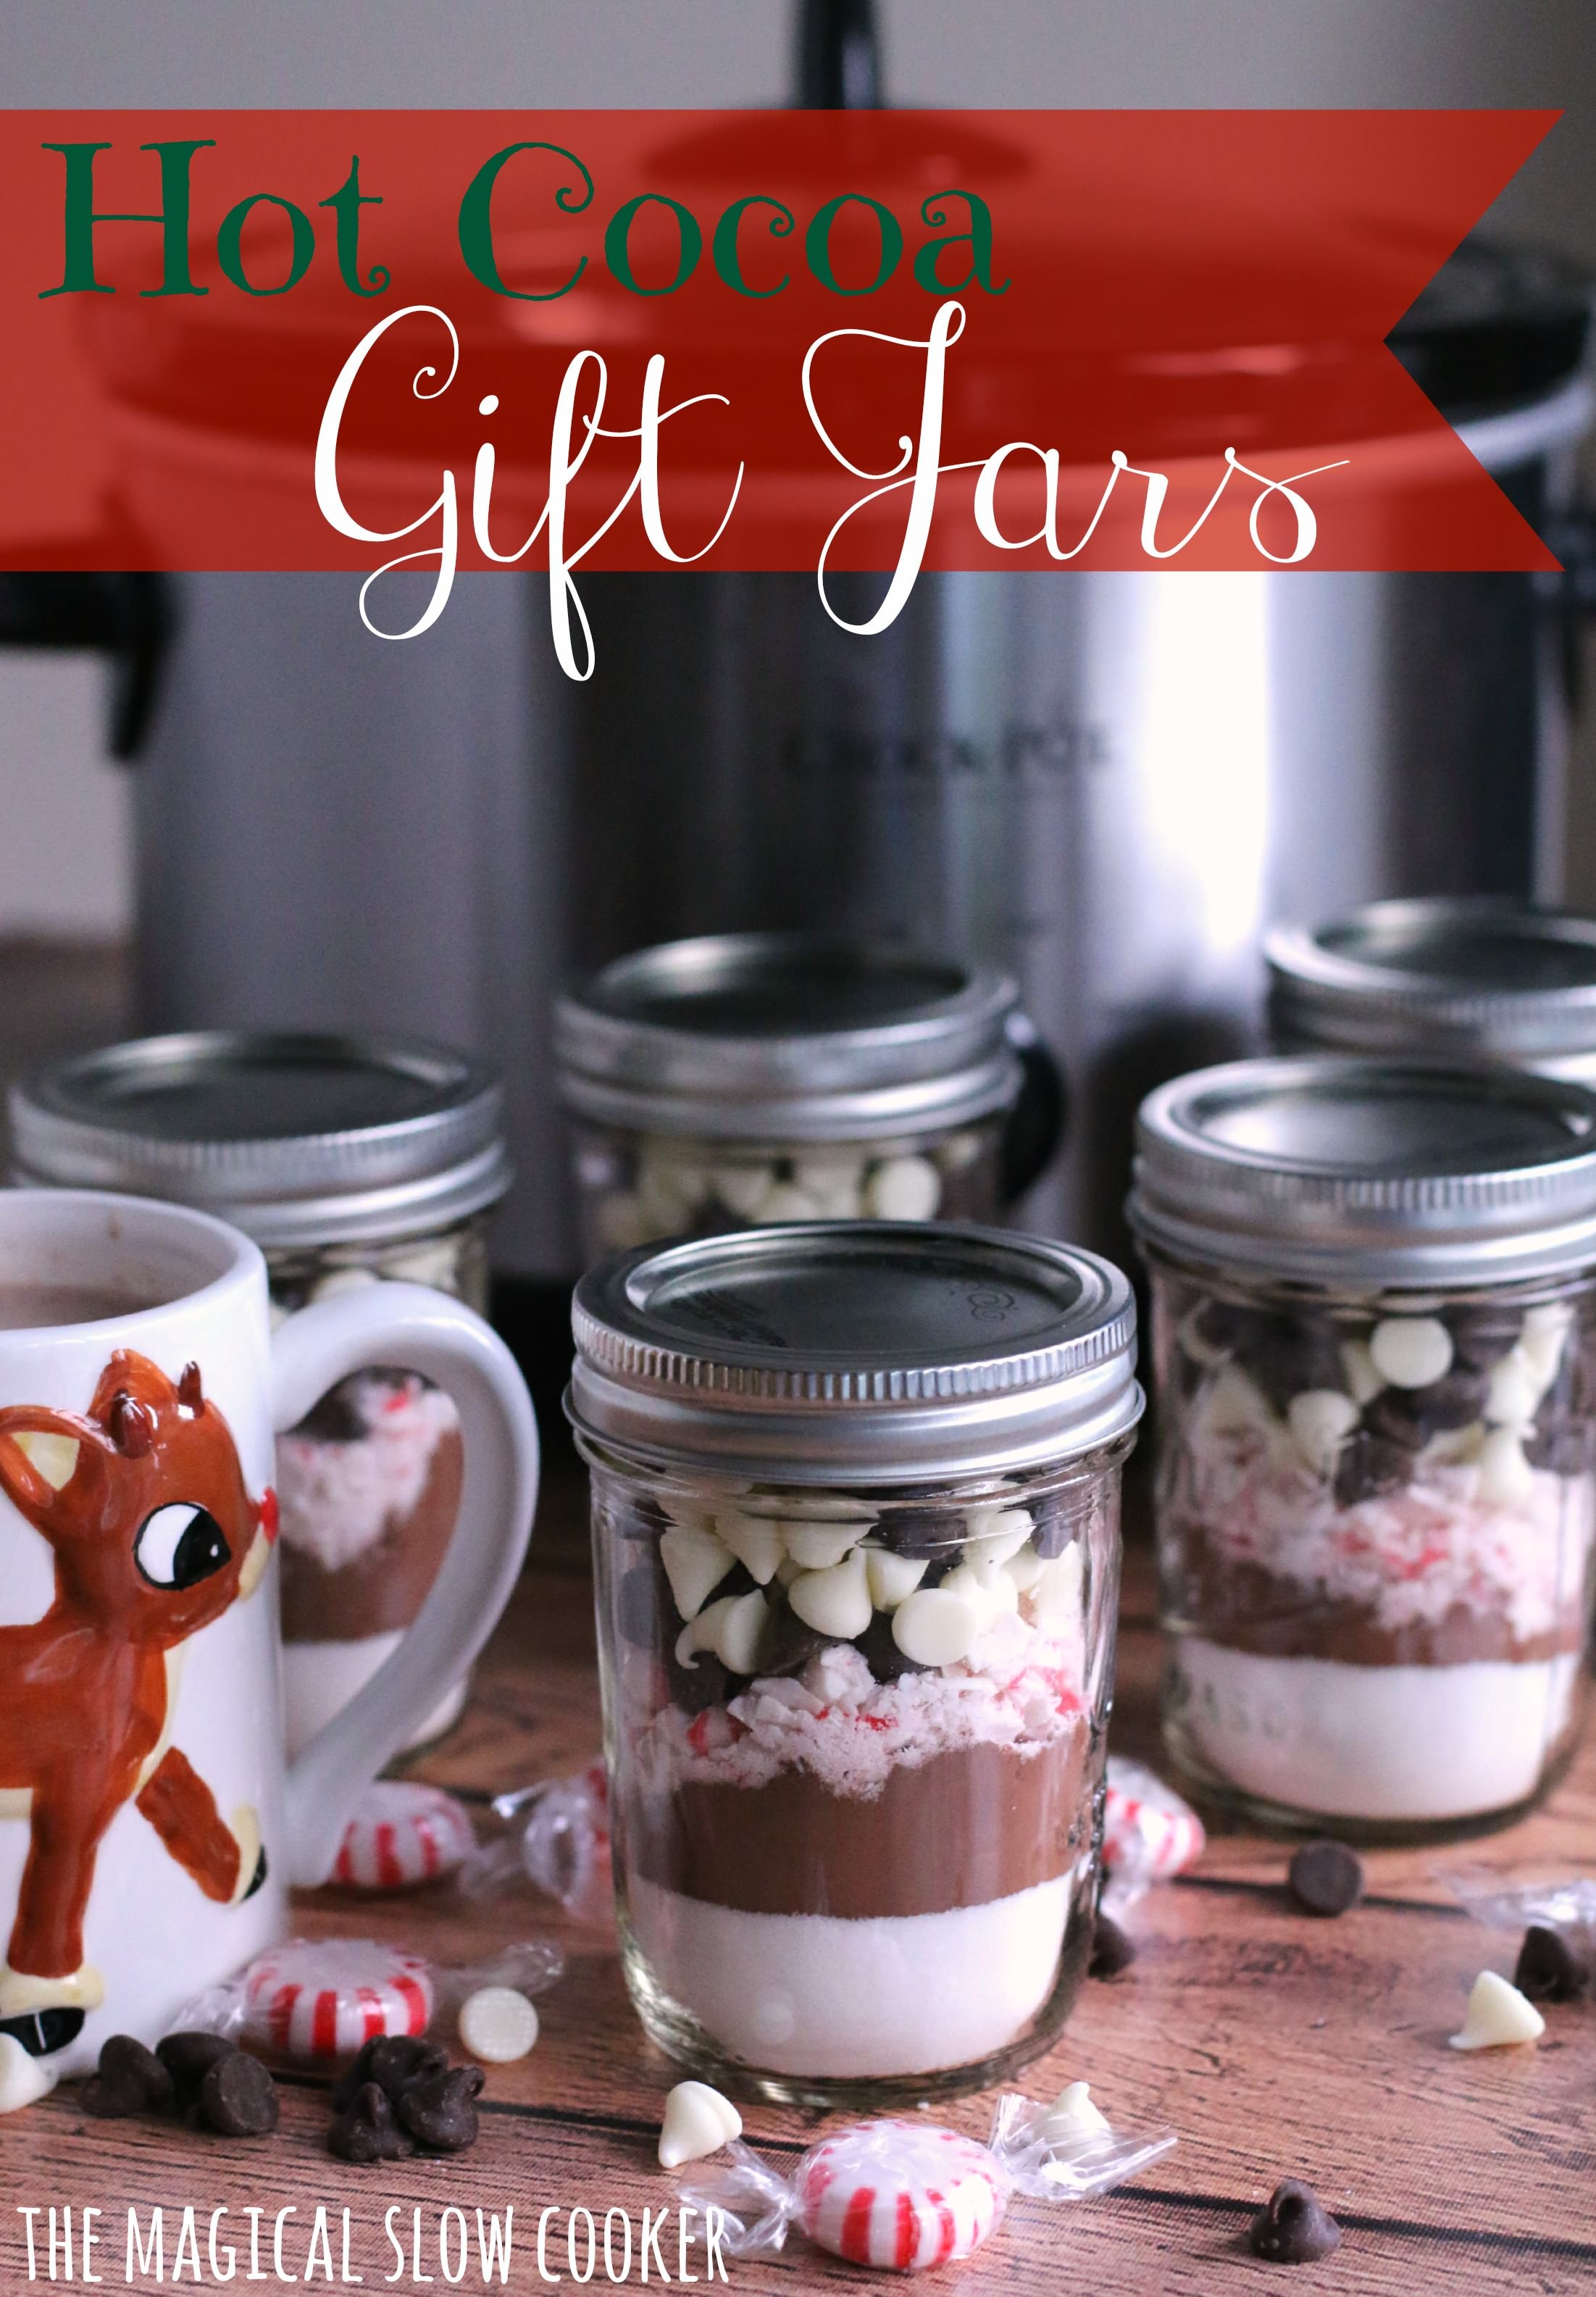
[1129,1057,1596,1841]
[10,1031,510,1756]
[555,934,1058,1262]
[567,1220,1141,2107]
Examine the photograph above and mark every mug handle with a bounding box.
[268,1280,540,1886]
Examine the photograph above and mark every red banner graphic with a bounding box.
[0,108,1564,622]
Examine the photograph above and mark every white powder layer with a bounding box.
[629,1871,1074,2078]
[276,1376,459,1573]
[645,1614,1087,1801]
[1173,1638,1583,1821]
[1176,1412,1592,1644]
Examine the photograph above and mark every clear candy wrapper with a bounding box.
[1442,1865,1596,1998]
[677,2085,1175,2273]
[1100,1756,1205,1914]
[172,1935,564,2061]
[463,1759,613,1918]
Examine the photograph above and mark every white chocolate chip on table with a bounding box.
[658,2080,743,2169]
[1034,2080,1111,2148]
[459,1986,540,2064]
[1448,1969,1545,2051]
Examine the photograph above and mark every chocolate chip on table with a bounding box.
[1332,1431,1413,1508]
[330,2080,418,2163]
[1288,1840,1364,1919]
[1513,1923,1589,2004]
[199,2051,280,2138]
[1248,2179,1342,2264]
[1088,1912,1137,1977]
[331,2033,450,2114]
[80,2033,175,2119]
[396,2064,485,2153]
[156,2031,238,2113]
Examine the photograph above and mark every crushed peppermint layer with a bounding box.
[277,1374,460,1573]
[1174,1420,1594,1644]
[640,1616,1087,1800]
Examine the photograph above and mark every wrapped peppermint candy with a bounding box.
[675,2080,1175,2273]
[172,1935,564,2062]
[330,1782,477,1891]
[1101,1757,1205,1912]
[462,1759,613,1919]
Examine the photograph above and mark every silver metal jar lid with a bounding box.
[9,1032,509,1248]
[555,933,1023,1141]
[1266,898,1596,1073]
[1129,1056,1596,1288]
[568,1220,1141,1483]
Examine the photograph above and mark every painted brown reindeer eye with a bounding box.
[134,1504,230,1591]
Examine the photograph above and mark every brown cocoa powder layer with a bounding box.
[280,1427,464,1643]
[1165,1519,1584,1667]
[622,1728,1090,1921]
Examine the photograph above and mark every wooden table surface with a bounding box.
[9,1458,1596,2294]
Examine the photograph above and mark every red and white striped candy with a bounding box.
[330,1782,477,1890]
[795,2120,1006,2273]
[1103,1757,1205,1882]
[244,1940,434,2060]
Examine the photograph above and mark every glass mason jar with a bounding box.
[556,934,1058,1264]
[1129,1056,1596,1841]
[1266,896,1596,1080]
[568,1221,1141,2107]
[9,1031,510,1756]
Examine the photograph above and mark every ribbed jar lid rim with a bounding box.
[1266,898,1596,1060]
[556,933,1023,1140]
[1129,1056,1596,1286]
[9,1031,509,1248]
[568,1220,1142,1483]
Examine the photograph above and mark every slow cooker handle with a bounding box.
[796,0,882,108]
[999,1010,1067,1208]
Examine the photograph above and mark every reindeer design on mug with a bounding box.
[0,1351,277,2049]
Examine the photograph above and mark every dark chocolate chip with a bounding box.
[664,1641,733,1714]
[396,2064,484,2153]
[757,1596,834,1678]
[875,1508,963,1560]
[1232,1317,1346,1418]
[856,1609,930,1684]
[290,1380,370,1444]
[1332,1432,1413,1508]
[1523,1416,1593,1477]
[1288,1840,1364,1918]
[155,2031,237,2112]
[1248,2180,1341,2264]
[198,2051,279,2138]
[1088,1912,1137,1977]
[615,1559,659,1649]
[1364,1374,1483,1446]
[329,2080,417,2164]
[80,2034,175,2119]
[1447,1311,1522,1378]
[331,2033,450,2114]
[1032,1493,1075,1561]
[1513,1922,1589,2004]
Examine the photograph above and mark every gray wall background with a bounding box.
[2,0,1594,930]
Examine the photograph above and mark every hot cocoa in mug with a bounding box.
[0,1188,537,2073]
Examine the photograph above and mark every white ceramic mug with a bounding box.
[0,1188,538,2072]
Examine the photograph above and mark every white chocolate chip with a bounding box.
[788,1548,873,1638]
[756,1183,823,1223]
[658,2080,742,2169]
[1340,1338,1384,1406]
[659,1525,738,1620]
[674,1589,769,1676]
[383,1238,462,1289]
[964,1506,1034,1565]
[714,1509,785,1585]
[458,1986,539,2064]
[864,1546,928,1611]
[1486,1346,1545,1430]
[1448,1969,1545,2051]
[792,1153,867,1217]
[1031,1545,1085,1625]
[637,1150,708,1233]
[311,1265,382,1302]
[940,1559,1019,1631]
[781,1520,869,1570]
[1196,1365,1274,1440]
[1477,1426,1535,1509]
[710,1163,777,1220]
[0,2035,56,2114]
[1287,1389,1360,1476]
[1520,1301,1574,1387]
[1369,1316,1453,1389]
[863,1154,943,1221]
[936,1128,985,1174]
[891,1586,982,1667]
[1035,2080,1111,2148]
[1005,1545,1045,1595]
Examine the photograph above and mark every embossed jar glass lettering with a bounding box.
[568,1222,1141,2106]
[1129,1059,1596,1840]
